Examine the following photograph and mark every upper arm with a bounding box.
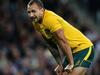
[54,28,66,43]
[44,16,62,32]
[54,28,70,51]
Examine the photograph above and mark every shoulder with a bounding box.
[43,10,59,22]
[43,10,60,26]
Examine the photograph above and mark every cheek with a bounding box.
[34,11,39,16]
[36,12,41,17]
[38,10,42,16]
[27,13,30,17]
[37,12,40,16]
[38,11,43,17]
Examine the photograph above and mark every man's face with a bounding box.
[27,3,44,23]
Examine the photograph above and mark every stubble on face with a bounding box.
[27,3,44,24]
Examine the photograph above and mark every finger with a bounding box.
[57,66,63,72]
[54,65,60,71]
[66,69,72,73]
[63,71,68,75]
[59,71,63,75]
[64,65,73,71]
[56,71,63,75]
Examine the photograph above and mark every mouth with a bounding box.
[30,17,38,23]
[30,16,36,20]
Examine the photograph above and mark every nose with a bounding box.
[30,12,34,17]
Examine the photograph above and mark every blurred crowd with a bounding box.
[0,0,100,75]
[76,0,100,24]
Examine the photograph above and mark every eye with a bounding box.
[27,11,30,14]
[31,10,36,13]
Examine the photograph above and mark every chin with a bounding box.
[32,19,39,25]
[34,18,39,22]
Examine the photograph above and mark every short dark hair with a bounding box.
[28,0,44,8]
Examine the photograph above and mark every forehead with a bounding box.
[27,3,40,11]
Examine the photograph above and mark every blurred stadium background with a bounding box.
[0,0,100,75]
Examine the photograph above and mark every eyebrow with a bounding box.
[27,8,36,12]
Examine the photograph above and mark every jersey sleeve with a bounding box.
[45,16,62,33]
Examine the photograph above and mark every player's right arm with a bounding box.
[54,28,74,72]
[44,14,74,72]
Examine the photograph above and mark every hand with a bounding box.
[54,65,63,75]
[64,64,74,73]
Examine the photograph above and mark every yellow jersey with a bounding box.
[32,9,93,53]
